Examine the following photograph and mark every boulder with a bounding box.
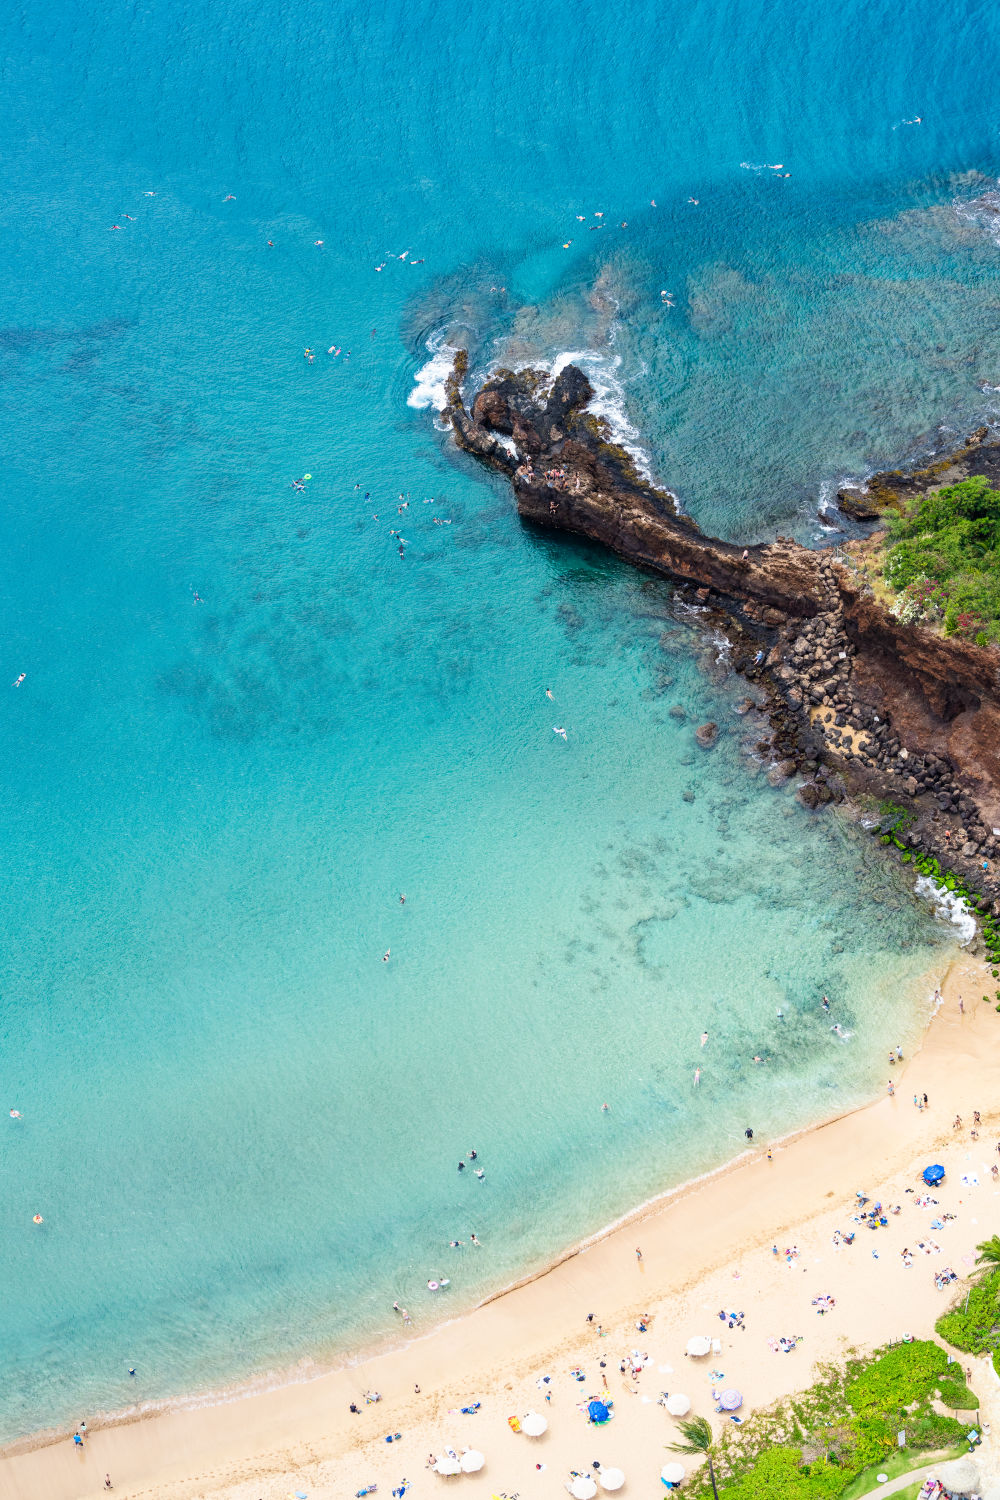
[695,721,718,747]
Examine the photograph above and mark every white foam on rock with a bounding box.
[408,330,459,412]
[914,875,977,946]
[548,349,654,481]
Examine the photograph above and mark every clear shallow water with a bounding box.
[0,0,996,1445]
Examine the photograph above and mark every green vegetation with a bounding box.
[878,801,916,833]
[882,476,1000,643]
[936,1264,1000,1357]
[687,1342,973,1500]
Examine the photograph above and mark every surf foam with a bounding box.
[408,330,459,413]
[914,875,976,946]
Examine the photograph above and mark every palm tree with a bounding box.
[974,1235,1000,1274]
[669,1414,718,1500]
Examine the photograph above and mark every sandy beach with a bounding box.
[4,951,998,1500]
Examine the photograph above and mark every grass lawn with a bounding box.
[837,1442,968,1500]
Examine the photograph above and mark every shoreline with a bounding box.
[2,949,991,1500]
[0,969,945,1459]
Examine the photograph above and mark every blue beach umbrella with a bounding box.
[922,1164,945,1186]
[587,1399,611,1424]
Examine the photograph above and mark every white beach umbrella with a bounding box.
[522,1410,548,1436]
[460,1450,485,1474]
[433,1455,462,1476]
[569,1477,598,1500]
[685,1335,711,1357]
[661,1462,686,1484]
[599,1467,625,1491]
[664,1393,690,1416]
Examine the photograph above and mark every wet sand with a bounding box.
[1,953,995,1500]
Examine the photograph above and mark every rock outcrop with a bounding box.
[444,358,1000,907]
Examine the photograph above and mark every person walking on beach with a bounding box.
[887,1080,894,1097]
[635,1247,643,1262]
[105,1477,113,1491]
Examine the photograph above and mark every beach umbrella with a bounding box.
[433,1455,462,1476]
[718,1389,742,1411]
[664,1393,690,1416]
[460,1450,485,1473]
[923,1164,945,1186]
[661,1463,686,1484]
[569,1477,598,1500]
[686,1336,711,1357]
[522,1411,548,1436]
[587,1398,611,1424]
[599,1468,625,1491]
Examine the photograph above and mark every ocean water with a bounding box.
[0,0,998,1445]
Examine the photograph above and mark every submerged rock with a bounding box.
[695,722,719,748]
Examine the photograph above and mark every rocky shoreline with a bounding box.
[441,356,1000,923]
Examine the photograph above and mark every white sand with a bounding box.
[2,954,997,1500]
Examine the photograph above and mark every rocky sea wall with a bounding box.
[442,356,1000,920]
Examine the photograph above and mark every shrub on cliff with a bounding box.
[936,1267,1000,1355]
[703,1342,970,1499]
[883,476,1000,642]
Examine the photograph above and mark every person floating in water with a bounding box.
[545,688,554,700]
[552,726,567,739]
[382,949,390,963]
[11,673,24,688]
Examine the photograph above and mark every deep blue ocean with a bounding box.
[1,0,998,1444]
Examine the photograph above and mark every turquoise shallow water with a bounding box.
[0,0,998,1445]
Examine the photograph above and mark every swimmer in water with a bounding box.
[821,995,830,1012]
[700,1031,709,1046]
[33,1214,44,1225]
[553,726,567,739]
[383,949,390,962]
[475,1168,485,1180]
[192,592,202,604]
[10,1109,22,1118]
[399,893,406,904]
[601,1102,609,1111]
[470,1233,481,1245]
[12,673,25,687]
[694,1066,701,1086]
[224,194,236,200]
[545,688,554,700]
